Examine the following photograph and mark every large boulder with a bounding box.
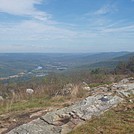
[26,89,34,95]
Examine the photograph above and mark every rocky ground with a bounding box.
[1,78,134,134]
[69,96,134,134]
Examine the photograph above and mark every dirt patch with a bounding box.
[0,108,48,134]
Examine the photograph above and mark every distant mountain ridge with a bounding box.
[0,52,132,77]
[89,52,134,69]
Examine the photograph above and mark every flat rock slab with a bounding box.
[7,94,123,134]
[7,81,134,134]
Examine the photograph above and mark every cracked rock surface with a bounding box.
[7,78,134,134]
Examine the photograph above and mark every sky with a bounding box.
[0,0,134,53]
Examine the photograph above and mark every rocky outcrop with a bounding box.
[7,78,134,134]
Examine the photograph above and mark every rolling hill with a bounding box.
[89,52,134,69]
[0,52,131,77]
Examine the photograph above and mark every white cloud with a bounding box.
[0,19,134,52]
[94,4,118,15]
[83,3,118,28]
[102,25,134,33]
[0,1,133,52]
[0,20,79,41]
[0,0,50,21]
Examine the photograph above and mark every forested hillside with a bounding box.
[0,52,130,77]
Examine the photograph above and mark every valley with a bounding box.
[0,52,132,80]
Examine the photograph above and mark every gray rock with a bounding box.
[82,82,91,91]
[111,83,128,91]
[91,86,109,92]
[26,89,34,95]
[83,86,91,91]
[115,83,134,97]
[119,78,129,84]
[7,78,134,134]
[0,96,4,101]
[7,94,123,134]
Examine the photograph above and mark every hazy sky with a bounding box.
[0,0,134,53]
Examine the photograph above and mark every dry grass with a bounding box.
[0,83,89,115]
[0,84,89,134]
